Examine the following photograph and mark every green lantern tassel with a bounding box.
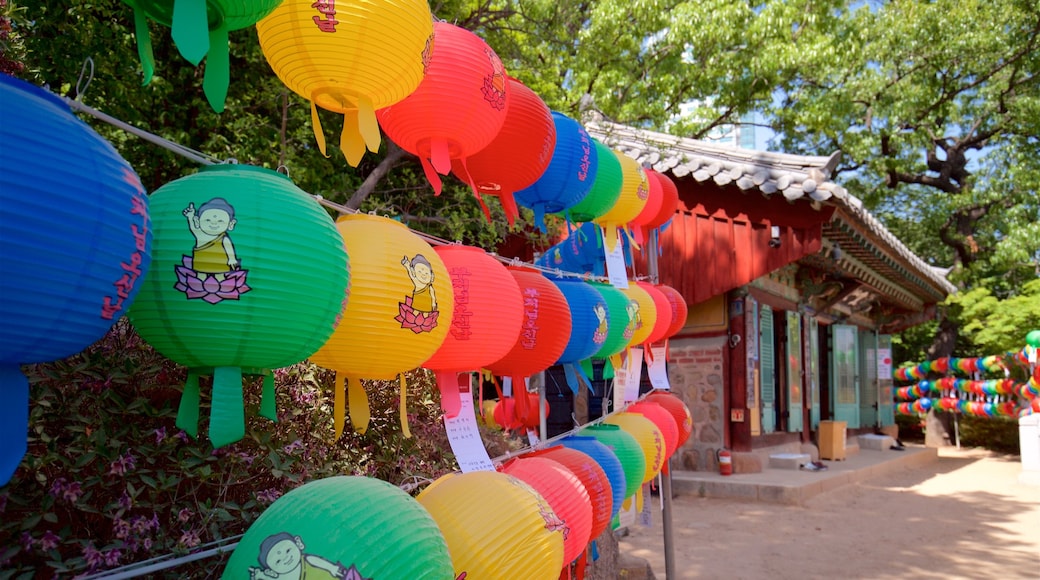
[176,372,201,438]
[131,5,155,85]
[209,366,244,447]
[259,371,277,422]
[202,26,230,113]
[171,0,210,66]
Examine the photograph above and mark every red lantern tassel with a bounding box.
[436,371,463,419]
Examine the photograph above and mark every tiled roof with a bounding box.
[583,112,956,299]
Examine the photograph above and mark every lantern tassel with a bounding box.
[562,364,581,395]
[0,364,29,485]
[500,192,519,226]
[419,156,444,195]
[310,101,330,158]
[171,0,211,66]
[333,373,346,438]
[259,371,277,422]
[436,371,463,419]
[130,5,155,85]
[347,376,371,434]
[201,26,229,113]
[574,546,589,580]
[176,371,201,438]
[513,375,528,424]
[533,204,547,233]
[357,96,381,154]
[454,157,493,223]
[399,373,412,438]
[341,109,366,167]
[602,225,619,253]
[209,366,245,448]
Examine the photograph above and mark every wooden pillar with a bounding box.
[728,291,752,452]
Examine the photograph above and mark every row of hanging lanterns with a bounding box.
[223,391,693,580]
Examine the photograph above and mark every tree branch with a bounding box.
[345,141,410,210]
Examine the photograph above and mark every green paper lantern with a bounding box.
[579,423,644,499]
[129,164,349,447]
[1027,330,1040,348]
[224,476,453,580]
[588,281,631,360]
[564,139,623,223]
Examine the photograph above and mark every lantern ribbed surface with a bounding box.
[514,112,597,228]
[628,401,680,461]
[257,0,433,164]
[418,471,565,580]
[451,78,556,224]
[0,74,152,485]
[377,22,508,192]
[588,282,631,359]
[645,390,694,448]
[619,282,658,348]
[596,151,649,228]
[646,170,679,229]
[558,435,627,519]
[637,282,672,345]
[486,267,572,378]
[656,284,689,339]
[566,139,622,223]
[552,278,609,364]
[605,412,665,484]
[223,476,453,580]
[501,456,593,567]
[129,164,347,370]
[530,446,613,541]
[578,424,645,499]
[631,167,665,241]
[311,214,451,379]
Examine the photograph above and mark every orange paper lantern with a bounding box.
[645,390,694,448]
[646,170,679,230]
[629,168,664,245]
[377,22,509,195]
[423,245,523,419]
[628,400,679,462]
[656,283,688,340]
[450,78,555,224]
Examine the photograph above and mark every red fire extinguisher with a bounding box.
[717,448,733,476]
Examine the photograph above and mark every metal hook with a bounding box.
[75,57,95,102]
[276,164,290,179]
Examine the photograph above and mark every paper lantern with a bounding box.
[129,164,346,448]
[619,282,658,349]
[530,446,613,541]
[125,0,284,112]
[1027,330,1040,348]
[552,279,609,365]
[605,412,665,484]
[594,151,649,252]
[501,456,593,567]
[627,400,679,462]
[565,138,623,224]
[492,397,523,431]
[629,167,664,245]
[589,282,631,361]
[223,476,453,579]
[637,282,672,346]
[656,283,688,339]
[578,424,645,499]
[645,170,679,230]
[514,112,597,230]
[422,245,523,419]
[558,435,626,520]
[310,214,452,436]
[516,389,549,429]
[536,222,607,278]
[645,391,694,448]
[480,399,500,428]
[417,471,565,579]
[0,75,152,484]
[450,77,555,225]
[256,0,432,165]
[377,22,508,194]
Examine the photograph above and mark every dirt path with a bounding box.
[619,448,1040,579]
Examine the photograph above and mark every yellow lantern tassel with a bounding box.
[333,373,346,439]
[310,101,330,158]
[340,110,366,167]
[357,95,381,154]
[603,225,620,253]
[623,226,641,251]
[635,484,645,513]
[347,376,370,435]
[399,373,412,438]
[608,353,624,377]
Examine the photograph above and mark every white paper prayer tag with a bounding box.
[502,376,512,397]
[603,227,629,289]
[612,365,628,413]
[443,387,494,473]
[648,345,670,390]
[624,347,644,404]
[527,429,540,446]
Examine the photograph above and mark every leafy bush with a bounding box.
[956,415,1020,455]
[0,320,516,578]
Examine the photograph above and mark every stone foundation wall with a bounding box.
[667,336,728,471]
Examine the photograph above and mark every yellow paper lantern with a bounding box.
[418,471,565,580]
[595,151,649,253]
[619,282,658,349]
[310,214,453,436]
[605,412,664,484]
[256,0,433,166]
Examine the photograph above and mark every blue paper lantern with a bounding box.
[514,112,597,230]
[0,73,152,484]
[551,278,609,365]
[556,435,626,519]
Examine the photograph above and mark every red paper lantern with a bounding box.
[423,245,523,419]
[629,168,664,245]
[531,446,613,542]
[637,282,672,345]
[646,170,679,229]
[500,456,593,568]
[492,397,523,431]
[645,391,694,448]
[656,283,688,340]
[377,22,509,195]
[628,400,679,462]
[450,78,555,225]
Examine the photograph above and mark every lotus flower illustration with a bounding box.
[395,295,439,333]
[174,256,251,304]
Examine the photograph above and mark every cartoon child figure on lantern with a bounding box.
[174,198,250,304]
[396,254,440,333]
[593,302,608,344]
[249,532,356,580]
[624,299,641,340]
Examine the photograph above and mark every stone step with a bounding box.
[768,453,811,470]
